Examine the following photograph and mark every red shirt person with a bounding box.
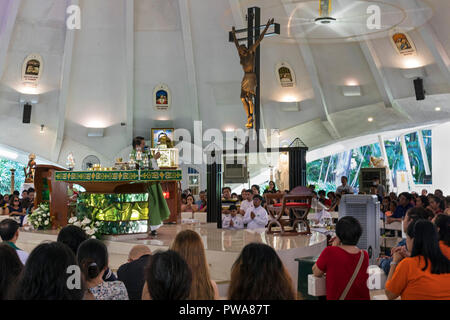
[313,216,370,300]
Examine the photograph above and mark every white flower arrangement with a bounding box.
[28,203,52,230]
[67,216,104,239]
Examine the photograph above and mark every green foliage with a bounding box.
[0,158,25,195]
[307,134,433,191]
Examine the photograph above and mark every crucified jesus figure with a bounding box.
[232,18,274,129]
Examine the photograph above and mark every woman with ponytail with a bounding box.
[385,220,450,300]
[77,239,129,300]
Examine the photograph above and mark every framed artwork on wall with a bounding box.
[153,84,171,111]
[151,128,175,148]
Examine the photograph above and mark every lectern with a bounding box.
[34,165,69,228]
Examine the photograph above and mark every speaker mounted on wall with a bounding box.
[22,103,32,124]
[413,77,425,101]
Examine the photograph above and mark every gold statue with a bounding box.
[157,132,174,149]
[232,18,274,129]
[24,153,37,183]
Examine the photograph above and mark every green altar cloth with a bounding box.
[55,169,181,231]
[148,182,170,227]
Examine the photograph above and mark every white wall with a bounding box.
[431,122,450,194]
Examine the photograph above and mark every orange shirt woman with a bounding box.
[385,220,450,300]
[439,241,450,260]
[385,256,450,300]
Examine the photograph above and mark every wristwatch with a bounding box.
[390,261,398,266]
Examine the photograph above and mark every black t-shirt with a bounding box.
[117,254,151,300]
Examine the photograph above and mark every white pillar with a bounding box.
[378,135,393,192]
[417,131,431,176]
[400,135,415,190]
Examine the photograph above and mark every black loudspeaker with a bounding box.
[23,103,32,124]
[413,78,425,101]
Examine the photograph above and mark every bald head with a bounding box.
[128,245,151,262]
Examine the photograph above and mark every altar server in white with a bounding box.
[223,205,244,230]
[239,189,254,216]
[243,195,269,230]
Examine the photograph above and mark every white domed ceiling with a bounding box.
[0,0,449,167]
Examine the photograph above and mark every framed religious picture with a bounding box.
[151,128,175,148]
[391,31,417,57]
[22,54,43,87]
[276,62,296,88]
[153,84,171,111]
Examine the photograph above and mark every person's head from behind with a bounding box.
[252,195,263,208]
[341,176,348,186]
[0,243,23,300]
[335,216,362,246]
[77,239,108,283]
[229,205,238,217]
[223,187,232,199]
[416,195,429,208]
[228,243,295,300]
[0,219,20,242]
[15,242,84,300]
[57,225,88,255]
[403,207,434,233]
[406,220,450,275]
[318,190,326,199]
[145,250,192,300]
[171,230,214,299]
[434,214,450,247]
[251,185,260,195]
[128,245,151,263]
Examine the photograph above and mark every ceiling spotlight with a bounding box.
[368,117,374,122]
[435,107,441,112]
[314,17,337,25]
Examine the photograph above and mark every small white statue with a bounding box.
[370,156,386,168]
[67,152,75,170]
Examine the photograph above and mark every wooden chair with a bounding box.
[266,187,313,235]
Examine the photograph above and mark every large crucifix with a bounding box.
[229,7,280,151]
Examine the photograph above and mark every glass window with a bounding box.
[0,158,26,195]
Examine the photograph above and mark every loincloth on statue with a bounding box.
[241,72,257,96]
